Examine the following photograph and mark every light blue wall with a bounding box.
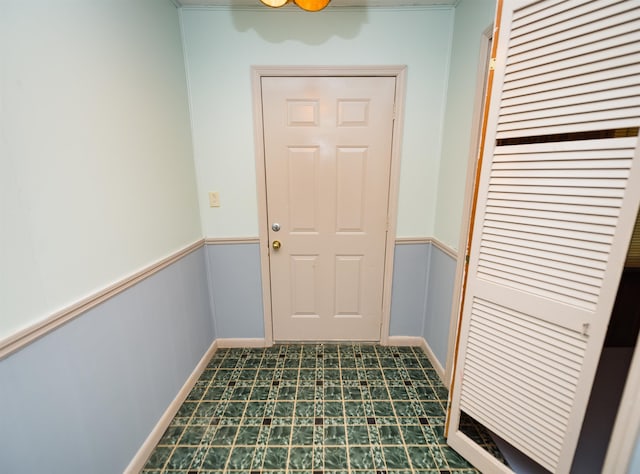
[389,242,457,369]
[0,248,214,474]
[389,244,430,337]
[424,245,457,367]
[204,240,456,363]
[206,243,265,339]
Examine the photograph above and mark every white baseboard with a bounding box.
[124,339,219,474]
[419,337,446,385]
[385,336,446,386]
[385,336,424,346]
[215,338,270,348]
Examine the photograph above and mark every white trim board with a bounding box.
[444,23,493,388]
[394,237,432,245]
[205,237,260,245]
[124,339,219,474]
[418,337,445,384]
[395,236,458,260]
[430,238,458,260]
[386,336,446,385]
[0,239,205,361]
[215,338,270,348]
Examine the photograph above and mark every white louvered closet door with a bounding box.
[448,1,640,473]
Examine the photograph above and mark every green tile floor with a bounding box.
[142,344,503,474]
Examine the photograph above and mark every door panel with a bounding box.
[261,76,396,341]
[448,1,640,473]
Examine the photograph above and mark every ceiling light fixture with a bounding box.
[260,0,330,12]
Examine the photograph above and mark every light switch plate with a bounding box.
[209,192,220,207]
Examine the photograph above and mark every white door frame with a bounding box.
[251,65,407,345]
[443,25,494,387]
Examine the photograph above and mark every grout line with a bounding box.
[142,343,502,473]
[339,346,353,474]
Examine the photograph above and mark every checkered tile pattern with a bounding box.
[142,344,504,473]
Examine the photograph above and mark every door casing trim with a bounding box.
[444,24,494,387]
[251,65,407,346]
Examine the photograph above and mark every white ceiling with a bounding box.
[176,0,457,8]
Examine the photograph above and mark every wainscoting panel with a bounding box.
[425,243,457,368]
[389,240,457,373]
[0,247,214,474]
[389,242,430,337]
[205,242,265,339]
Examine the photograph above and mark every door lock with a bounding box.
[271,223,281,232]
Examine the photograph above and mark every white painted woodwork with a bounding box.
[448,1,640,473]
[261,76,395,341]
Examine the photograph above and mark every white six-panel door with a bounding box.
[261,76,396,341]
[448,1,640,473]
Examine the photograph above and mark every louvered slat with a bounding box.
[489,176,627,188]
[487,192,622,208]
[492,159,632,169]
[482,227,611,257]
[479,255,602,288]
[478,260,600,303]
[483,211,615,234]
[496,108,640,136]
[493,137,638,158]
[507,36,640,83]
[503,52,640,94]
[509,0,615,34]
[466,334,580,400]
[480,236,608,271]
[462,394,559,471]
[509,0,566,26]
[488,184,627,198]
[498,97,640,128]
[485,205,617,226]
[500,63,640,102]
[501,76,640,108]
[507,25,640,74]
[480,247,606,279]
[460,298,587,473]
[471,306,586,366]
[487,198,620,218]
[462,366,568,441]
[497,1,640,139]
[477,268,597,309]
[506,45,640,89]
[477,139,635,311]
[483,218,614,245]
[509,1,639,52]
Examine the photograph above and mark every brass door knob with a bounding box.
[272,240,281,250]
